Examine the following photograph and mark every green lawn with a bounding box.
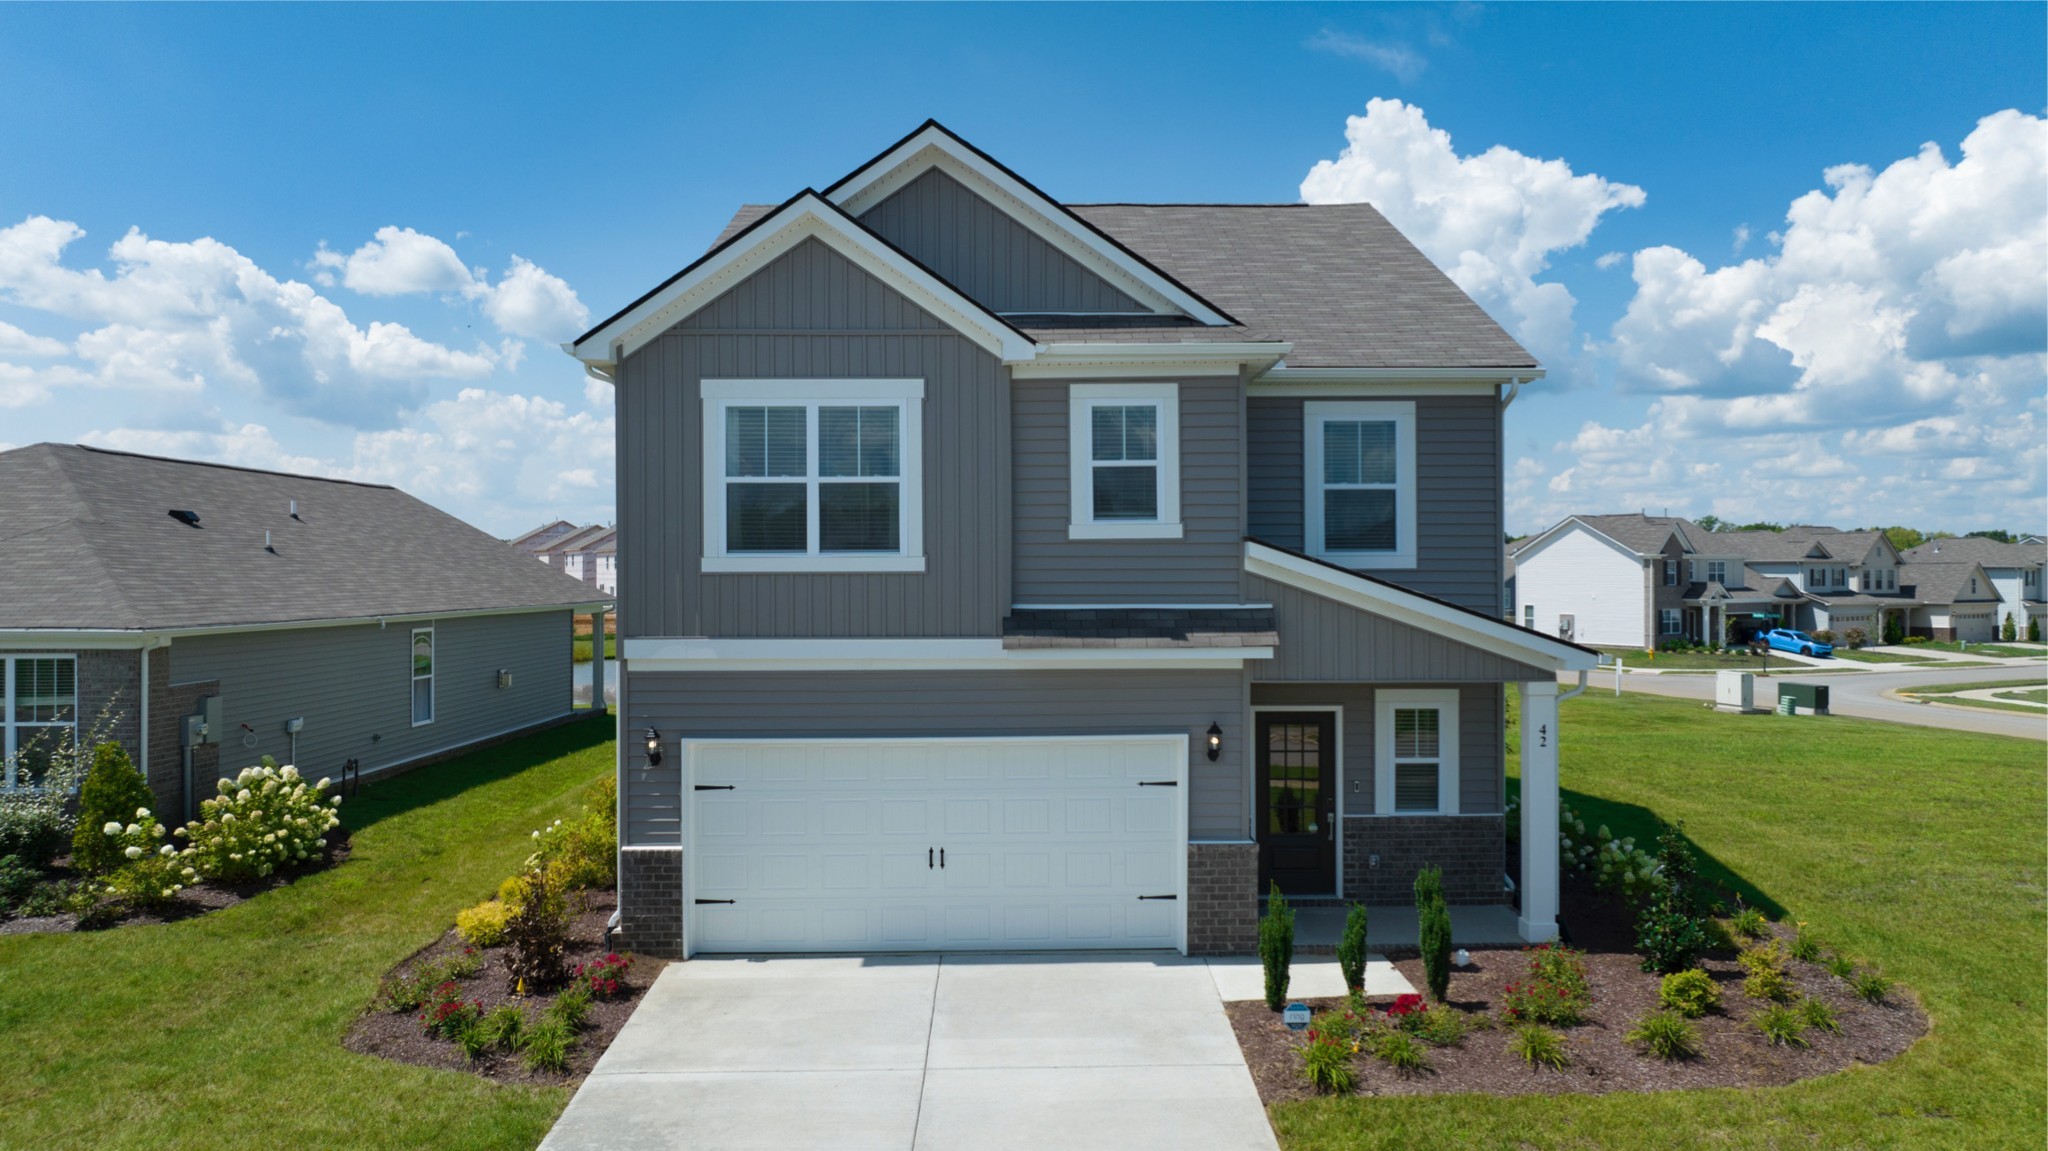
[0,716,614,1151]
[1893,641,2043,659]
[570,635,616,663]
[1994,688,2047,705]
[1272,691,2046,1151]
[1897,676,2048,716]
[1833,648,1931,664]
[1597,647,1780,672]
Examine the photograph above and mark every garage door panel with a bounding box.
[688,737,1185,953]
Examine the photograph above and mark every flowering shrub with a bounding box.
[71,742,156,876]
[419,981,484,1040]
[1505,802,1666,906]
[1502,944,1593,1026]
[503,867,570,992]
[177,763,340,883]
[576,953,634,999]
[98,808,192,907]
[1300,1026,1357,1093]
[1384,993,1425,1022]
[526,776,618,891]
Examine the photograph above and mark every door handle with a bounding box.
[940,848,946,869]
[928,847,933,870]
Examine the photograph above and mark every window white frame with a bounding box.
[410,628,435,727]
[2,653,78,792]
[1707,560,1729,584]
[1374,688,1459,816]
[1523,604,1536,629]
[702,379,926,573]
[1068,383,1181,540]
[1304,400,1416,568]
[1660,608,1682,634]
[1663,559,1679,586]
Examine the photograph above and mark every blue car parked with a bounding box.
[1762,628,1832,658]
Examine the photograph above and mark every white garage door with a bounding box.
[1953,610,1996,642]
[685,736,1186,955]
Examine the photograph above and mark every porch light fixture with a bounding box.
[1206,722,1223,762]
[644,727,664,767]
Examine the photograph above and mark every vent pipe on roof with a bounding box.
[264,530,275,554]
[289,499,299,520]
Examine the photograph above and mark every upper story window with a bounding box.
[1664,559,1678,586]
[701,380,926,573]
[4,654,78,790]
[1068,383,1182,540]
[1707,560,1728,584]
[1304,400,1416,568]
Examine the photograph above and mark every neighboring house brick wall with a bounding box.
[1187,842,1258,956]
[1652,536,1687,645]
[151,677,221,818]
[1342,814,1505,904]
[615,846,684,958]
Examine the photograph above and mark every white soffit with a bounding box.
[827,130,1232,327]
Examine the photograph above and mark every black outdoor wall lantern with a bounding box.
[644,727,664,767]
[1206,722,1223,761]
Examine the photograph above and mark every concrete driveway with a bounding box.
[541,953,1280,1151]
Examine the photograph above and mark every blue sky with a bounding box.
[1,3,2042,536]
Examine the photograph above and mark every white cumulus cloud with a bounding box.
[481,256,591,341]
[325,226,474,296]
[315,226,590,342]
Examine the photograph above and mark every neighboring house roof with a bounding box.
[0,444,608,631]
[1001,608,1278,650]
[546,524,614,555]
[1903,536,2048,570]
[1511,513,1696,561]
[508,519,578,553]
[1899,561,2004,606]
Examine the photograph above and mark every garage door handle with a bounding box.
[1137,894,1177,901]
[940,848,945,869]
[1137,780,1177,787]
[694,898,735,905]
[694,785,735,791]
[928,847,934,870]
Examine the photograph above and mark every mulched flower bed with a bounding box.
[0,834,352,936]
[1229,910,1925,1103]
[345,887,665,1085]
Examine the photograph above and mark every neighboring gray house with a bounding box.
[566,121,1596,960]
[0,444,612,819]
[1902,536,2045,639]
[509,519,580,561]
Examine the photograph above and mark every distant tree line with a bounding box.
[1689,515,2026,551]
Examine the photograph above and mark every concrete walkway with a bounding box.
[541,953,1280,1151]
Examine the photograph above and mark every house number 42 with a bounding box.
[1538,724,1549,749]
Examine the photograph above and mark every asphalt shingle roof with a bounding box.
[0,444,607,631]
[1565,514,1698,556]
[1902,536,2048,570]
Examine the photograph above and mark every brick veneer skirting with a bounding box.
[1342,815,1506,904]
[1187,842,1258,956]
[616,845,683,958]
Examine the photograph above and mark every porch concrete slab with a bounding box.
[539,1069,924,1151]
[1295,904,1526,950]
[591,954,939,1074]
[928,952,1242,1069]
[1206,955,1413,1001]
[914,1065,1279,1151]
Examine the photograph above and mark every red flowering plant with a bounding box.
[1501,944,1593,1026]
[419,980,484,1039]
[1384,993,1425,1020]
[575,953,635,999]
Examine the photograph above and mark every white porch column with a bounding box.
[1518,679,1561,942]
[591,610,608,713]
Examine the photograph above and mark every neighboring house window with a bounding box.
[1970,577,1978,594]
[701,379,926,572]
[1067,383,1181,539]
[1304,400,1417,567]
[1707,560,1728,584]
[1664,559,1678,586]
[411,628,435,726]
[1660,609,1681,634]
[1689,560,1699,581]
[1,655,77,791]
[1376,689,1460,815]
[1523,604,1535,629]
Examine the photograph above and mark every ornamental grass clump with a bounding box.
[1788,920,1823,962]
[97,808,191,908]
[1259,883,1294,1011]
[1508,1024,1570,1070]
[1300,1023,1358,1094]
[1368,1027,1429,1074]
[1799,996,1840,1034]
[71,742,155,877]
[1727,903,1770,941]
[1625,1009,1702,1061]
[1753,1003,1810,1047]
[176,762,340,883]
[1852,970,1893,1004]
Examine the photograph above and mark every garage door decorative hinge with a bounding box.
[694,784,736,791]
[694,898,736,905]
[1137,894,1178,901]
[1136,780,1178,787]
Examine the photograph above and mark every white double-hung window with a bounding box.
[1305,401,1416,568]
[1375,688,1460,815]
[411,628,435,726]
[2,654,78,791]
[1068,383,1181,539]
[702,380,925,572]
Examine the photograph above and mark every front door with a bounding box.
[1256,712,1336,895]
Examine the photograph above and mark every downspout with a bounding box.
[1499,377,1523,412]
[138,636,166,786]
[1559,669,1590,702]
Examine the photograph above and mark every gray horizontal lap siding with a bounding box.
[167,611,572,780]
[623,668,1248,846]
[1013,375,1246,603]
[1251,682,1503,815]
[856,167,1149,315]
[617,237,1007,639]
[1247,395,1503,613]
[1246,574,1547,682]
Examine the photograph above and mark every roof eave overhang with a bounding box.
[1244,540,1599,673]
[0,601,613,646]
[1011,341,1292,379]
[1255,365,1545,385]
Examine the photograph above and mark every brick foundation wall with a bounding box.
[1187,842,1258,956]
[1342,815,1507,904]
[617,846,683,958]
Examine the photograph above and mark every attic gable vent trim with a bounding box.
[169,510,201,528]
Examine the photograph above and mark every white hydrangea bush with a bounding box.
[1507,799,1667,906]
[174,763,341,883]
[99,806,188,907]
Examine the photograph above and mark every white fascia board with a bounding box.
[1257,366,1545,386]
[620,637,1269,671]
[828,132,1231,326]
[1245,541,1598,673]
[0,630,160,650]
[1012,341,1291,380]
[566,194,1036,368]
[1516,516,1656,562]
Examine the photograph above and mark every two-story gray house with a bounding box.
[568,122,1597,959]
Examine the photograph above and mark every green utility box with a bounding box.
[1777,682,1830,716]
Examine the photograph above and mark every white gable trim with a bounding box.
[1246,540,1600,672]
[567,193,1037,369]
[827,128,1232,327]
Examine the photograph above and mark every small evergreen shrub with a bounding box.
[71,742,156,876]
[1300,1029,1357,1093]
[1658,969,1721,1018]
[1336,903,1369,992]
[1799,997,1840,1034]
[1625,1009,1702,1060]
[1414,865,1452,1002]
[504,868,571,993]
[1739,941,1796,1001]
[1753,1003,1810,1047]
[1852,970,1893,1004]
[1509,1024,1570,1070]
[2002,613,2017,642]
[456,900,511,947]
[1259,882,1294,1011]
[2029,617,2040,642]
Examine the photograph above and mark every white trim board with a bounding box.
[1245,540,1599,673]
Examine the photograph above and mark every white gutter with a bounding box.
[0,601,613,645]
[1559,670,1591,701]
[1255,366,1546,385]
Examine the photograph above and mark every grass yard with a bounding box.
[1893,641,2044,659]
[1897,676,2048,716]
[1271,691,2046,1151]
[0,716,614,1151]
[1598,647,1782,672]
[1994,688,2047,705]
[570,635,616,663]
